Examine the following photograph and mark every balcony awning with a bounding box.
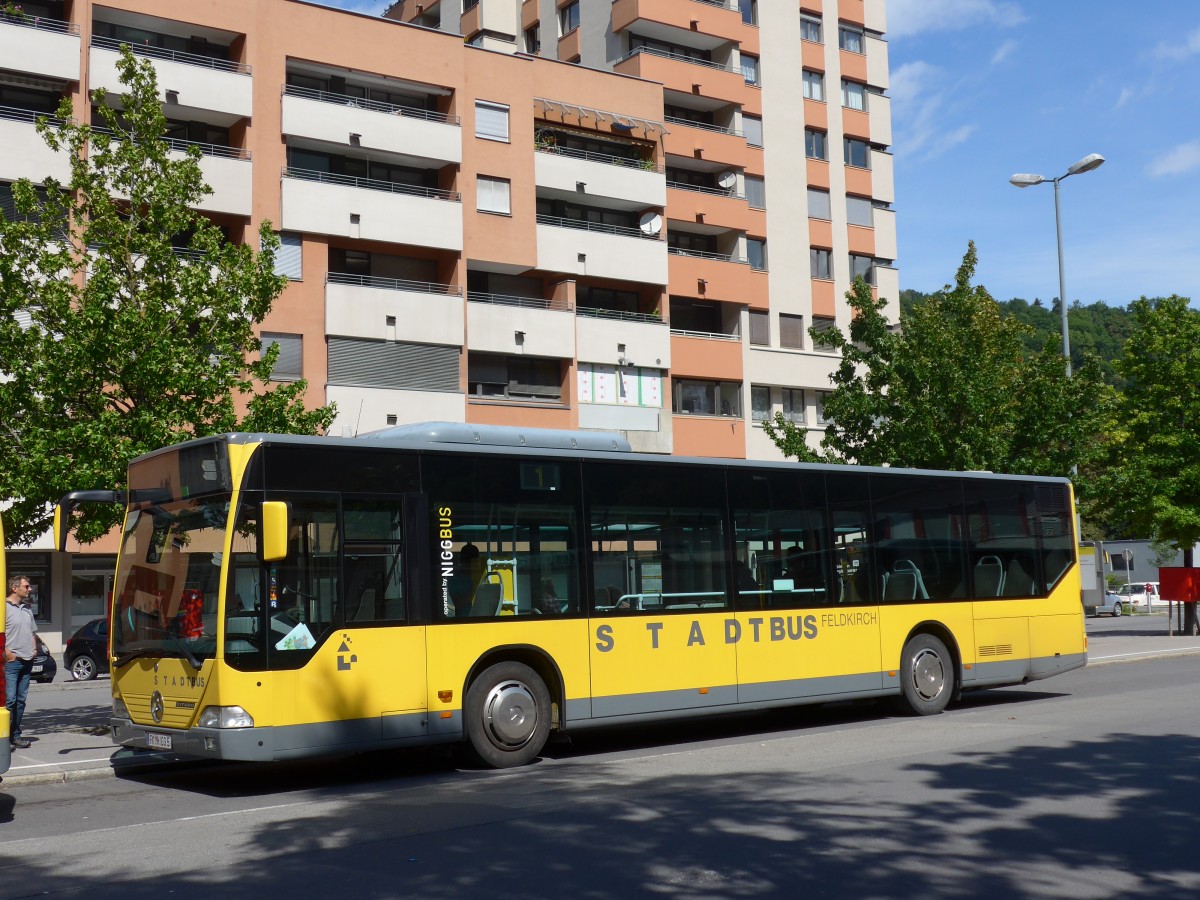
[534,97,668,137]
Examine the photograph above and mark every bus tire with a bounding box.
[896,633,953,716]
[465,662,551,768]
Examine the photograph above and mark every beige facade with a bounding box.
[0,0,894,646]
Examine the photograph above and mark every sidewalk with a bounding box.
[4,628,1200,787]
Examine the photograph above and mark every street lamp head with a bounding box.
[1009,173,1046,188]
[1067,152,1105,176]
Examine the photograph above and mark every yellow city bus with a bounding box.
[1,512,10,775]
[56,424,1087,768]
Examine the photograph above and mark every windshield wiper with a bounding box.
[115,638,202,671]
[114,648,160,668]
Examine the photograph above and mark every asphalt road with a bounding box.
[2,641,1199,900]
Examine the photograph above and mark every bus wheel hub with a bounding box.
[483,680,537,747]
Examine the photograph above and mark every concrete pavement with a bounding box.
[3,623,1199,788]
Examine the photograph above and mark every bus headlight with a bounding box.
[112,698,129,719]
[197,706,254,729]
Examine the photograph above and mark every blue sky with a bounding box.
[312,0,1199,307]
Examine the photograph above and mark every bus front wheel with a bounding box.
[465,662,551,768]
[897,634,953,716]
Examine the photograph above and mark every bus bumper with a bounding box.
[111,717,275,761]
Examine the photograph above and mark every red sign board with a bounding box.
[1159,567,1200,603]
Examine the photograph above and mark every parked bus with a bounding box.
[55,424,1086,768]
[1,512,10,774]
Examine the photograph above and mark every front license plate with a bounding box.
[147,733,172,751]
[31,665,43,673]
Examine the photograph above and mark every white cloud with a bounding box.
[991,39,1017,65]
[1153,25,1200,60]
[1147,140,1200,177]
[1114,87,1135,109]
[890,61,977,161]
[888,0,1027,39]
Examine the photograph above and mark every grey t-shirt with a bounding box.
[5,600,37,660]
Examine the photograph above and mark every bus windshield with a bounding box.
[112,497,232,666]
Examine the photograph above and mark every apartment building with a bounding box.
[0,0,894,642]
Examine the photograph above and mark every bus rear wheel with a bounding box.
[465,662,551,768]
[897,634,953,716]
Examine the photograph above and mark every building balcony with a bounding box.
[90,37,252,125]
[668,248,766,309]
[670,330,742,380]
[614,47,751,109]
[461,0,518,39]
[866,33,890,90]
[747,344,843,389]
[326,273,465,346]
[535,146,666,208]
[178,142,253,217]
[611,0,743,46]
[662,118,757,171]
[869,92,892,148]
[0,107,69,184]
[870,148,894,204]
[576,307,670,368]
[327,385,466,438]
[536,215,668,285]
[672,414,745,459]
[281,86,462,167]
[874,207,897,260]
[667,182,763,234]
[281,167,463,250]
[0,12,80,82]
[466,292,576,358]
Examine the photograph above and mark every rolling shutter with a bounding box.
[328,338,460,392]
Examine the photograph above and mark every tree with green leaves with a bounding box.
[1098,295,1200,633]
[0,47,334,545]
[765,242,1113,479]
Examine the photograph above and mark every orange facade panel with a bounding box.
[812,278,837,318]
[807,158,831,189]
[808,217,834,249]
[847,223,875,256]
[469,402,576,431]
[614,52,748,108]
[522,0,538,31]
[839,0,866,26]
[804,98,827,131]
[557,27,581,61]
[663,124,758,173]
[801,40,824,71]
[672,415,746,459]
[842,107,870,139]
[669,253,767,309]
[671,333,743,380]
[668,187,764,235]
[460,3,481,38]
[611,0,742,44]
[844,165,872,197]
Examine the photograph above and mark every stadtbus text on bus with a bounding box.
[55,423,1086,768]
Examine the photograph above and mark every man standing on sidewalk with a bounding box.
[5,574,37,750]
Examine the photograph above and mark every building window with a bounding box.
[741,54,760,86]
[470,353,563,401]
[739,0,757,26]
[674,379,741,417]
[745,175,766,209]
[839,25,865,54]
[805,128,827,160]
[844,138,870,168]
[842,80,867,111]
[524,25,540,54]
[850,254,875,285]
[273,232,302,280]
[801,14,822,43]
[817,390,831,425]
[751,385,770,422]
[783,388,806,424]
[779,314,805,350]
[743,114,763,147]
[477,176,511,214]
[262,333,303,381]
[747,238,767,271]
[847,196,873,228]
[475,100,510,142]
[578,363,663,407]
[802,69,825,102]
[812,316,837,348]
[807,187,831,219]
[749,310,769,346]
[559,1,580,35]
[810,247,831,279]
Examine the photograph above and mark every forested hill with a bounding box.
[900,289,1133,385]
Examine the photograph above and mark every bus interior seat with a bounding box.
[351,588,377,621]
[883,559,930,601]
[471,582,503,616]
[974,556,1005,597]
[1043,550,1070,588]
[1002,558,1034,597]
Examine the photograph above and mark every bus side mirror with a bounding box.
[261,501,290,562]
[53,505,69,552]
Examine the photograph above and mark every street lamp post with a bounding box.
[1009,153,1105,377]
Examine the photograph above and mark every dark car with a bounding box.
[63,618,110,681]
[32,636,58,684]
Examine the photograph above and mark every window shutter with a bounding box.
[262,333,303,380]
[274,233,302,280]
[475,101,510,141]
[743,115,763,147]
[328,339,460,391]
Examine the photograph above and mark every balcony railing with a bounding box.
[91,35,251,75]
[0,104,65,127]
[327,272,463,295]
[90,126,249,159]
[576,307,662,324]
[536,213,660,240]
[0,10,78,34]
[670,328,740,341]
[691,0,736,8]
[663,116,742,137]
[284,166,461,202]
[282,84,460,126]
[666,180,743,200]
[615,45,739,75]
[468,291,570,311]
[535,143,662,174]
[667,247,748,265]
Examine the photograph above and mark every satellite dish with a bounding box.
[717,171,737,190]
[639,211,663,235]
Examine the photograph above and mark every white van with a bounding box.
[1115,581,1163,610]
